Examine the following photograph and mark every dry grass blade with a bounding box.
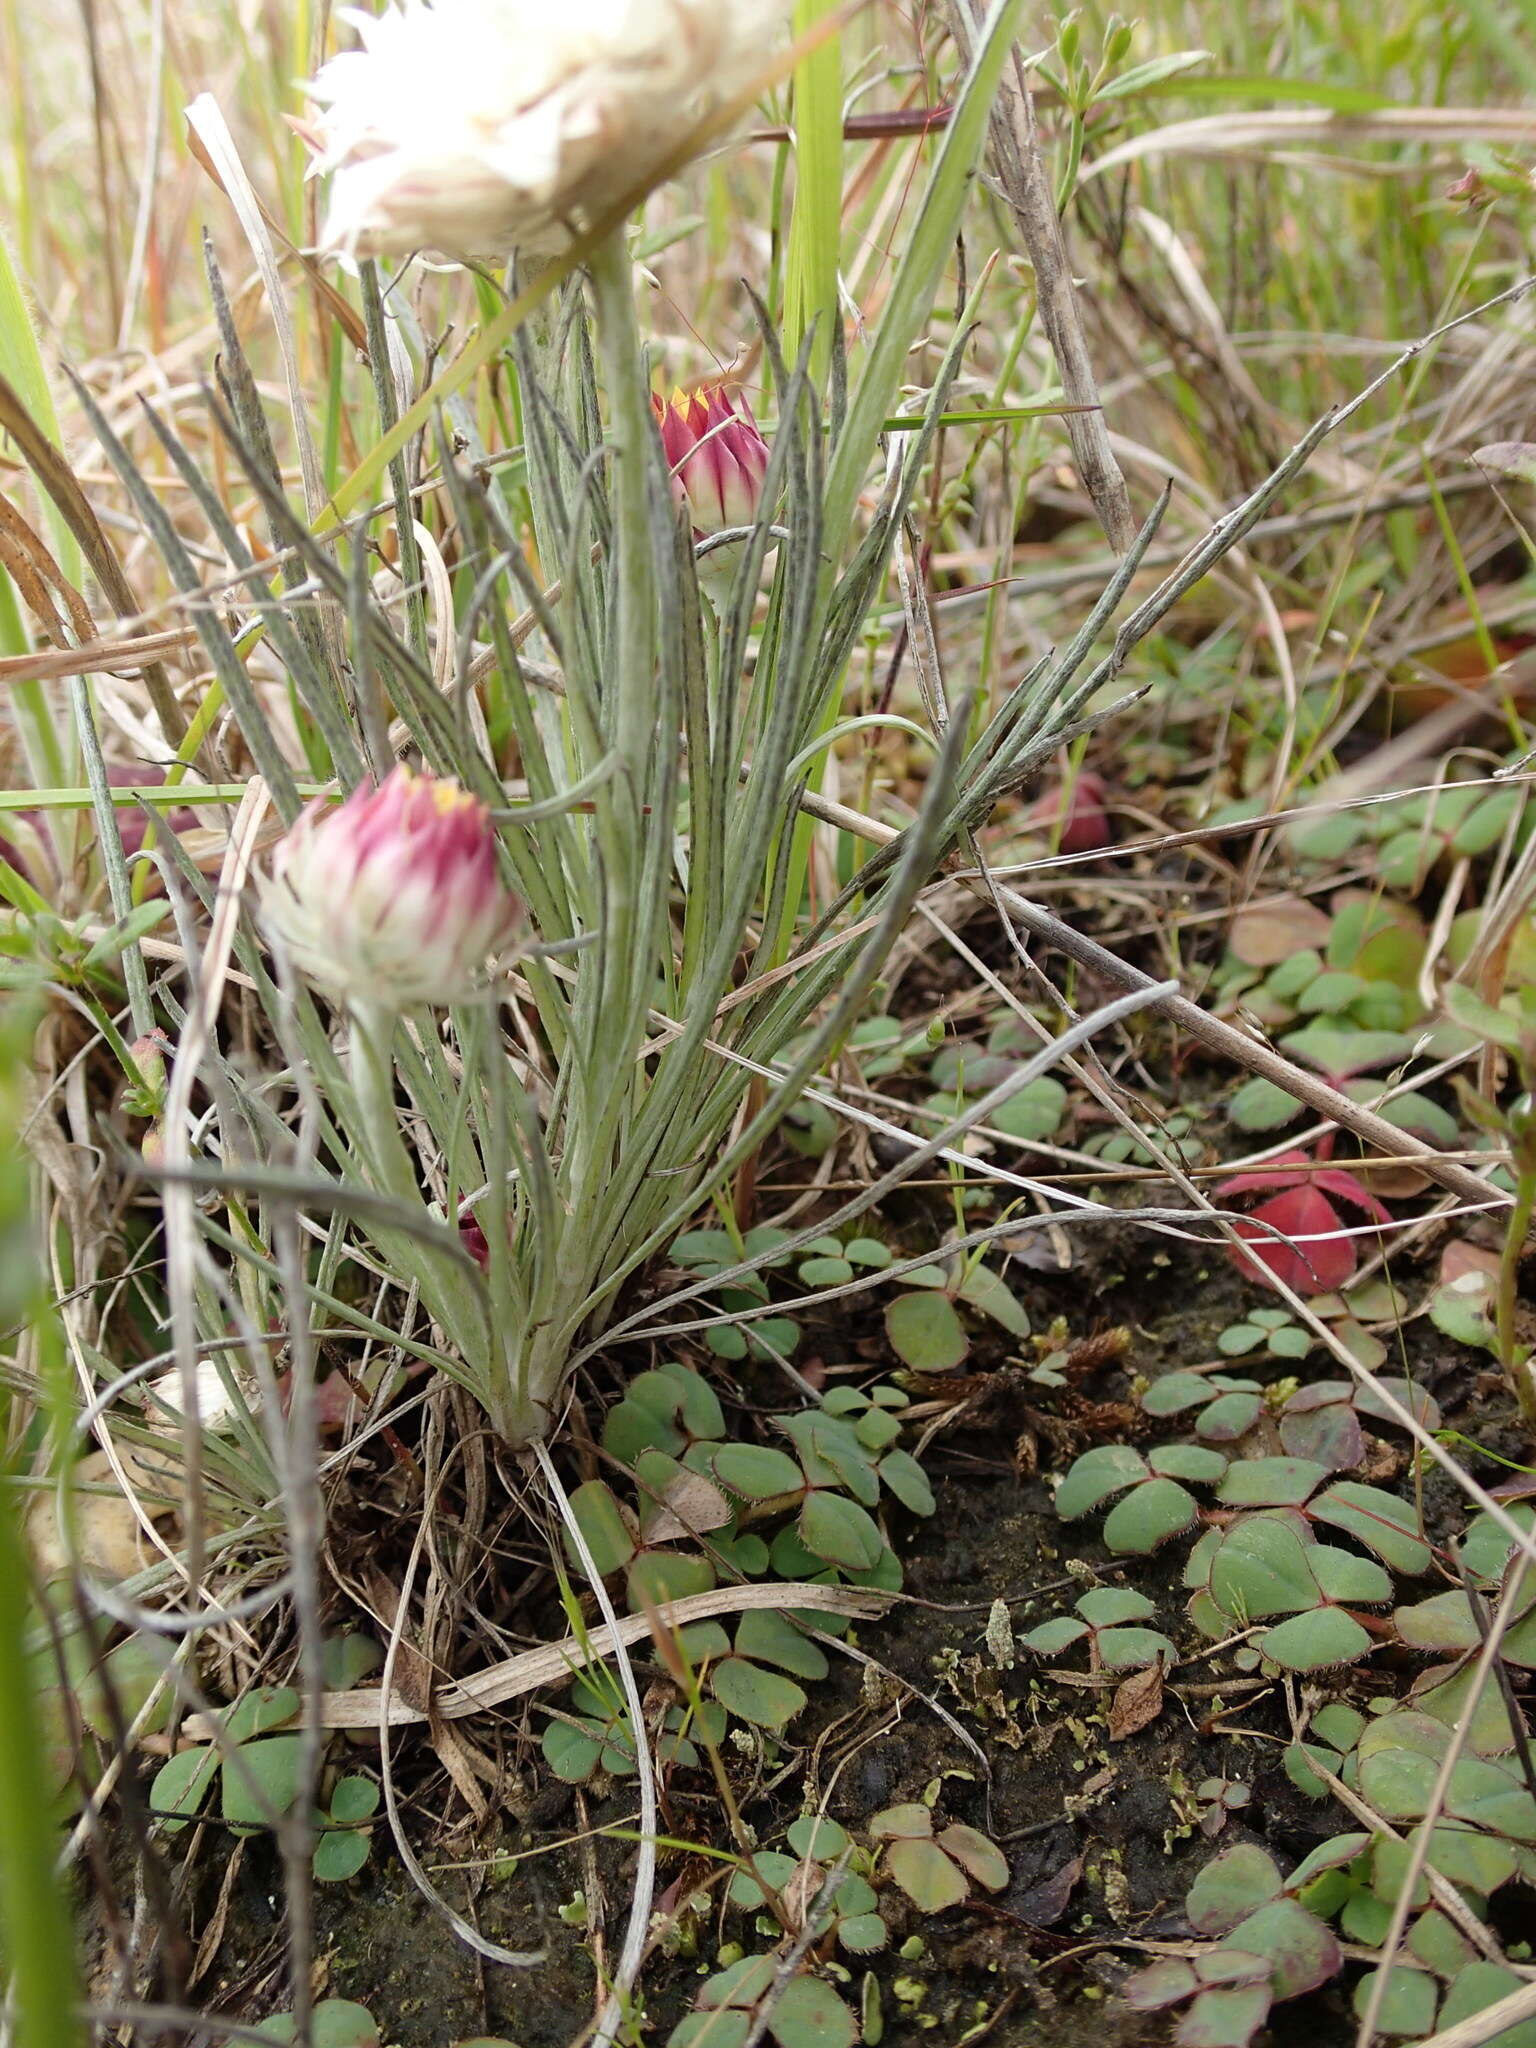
[1082,105,1536,182]
[0,368,185,740]
[790,779,1507,1209]
[1412,1982,1536,2048]
[947,0,1134,551]
[179,1583,888,1735]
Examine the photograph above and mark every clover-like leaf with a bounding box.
[1308,1544,1392,1606]
[708,1657,808,1730]
[788,1815,850,1860]
[798,1491,884,1572]
[734,1609,829,1683]
[868,1802,931,1839]
[1216,1457,1327,1509]
[223,1685,301,1744]
[1096,1626,1177,1671]
[1020,1616,1090,1657]
[150,1745,219,1833]
[222,1734,305,1834]
[989,1075,1068,1143]
[1279,1397,1363,1471]
[1222,1898,1341,2000]
[877,1448,934,1516]
[1102,1477,1199,1554]
[1408,1907,1474,1980]
[1175,1983,1272,2048]
[565,1479,638,1577]
[1186,1843,1283,1935]
[1076,1587,1156,1628]
[1431,1270,1500,1353]
[1149,1444,1229,1485]
[671,2008,751,2048]
[885,1291,968,1373]
[953,1261,1030,1337]
[1352,1966,1438,2038]
[256,2001,381,2048]
[768,1977,857,2048]
[1196,1392,1265,1442]
[313,1825,372,1884]
[1311,1482,1432,1574]
[1125,1960,1199,2011]
[627,1549,715,1608]
[1208,1518,1322,1621]
[1231,1076,1305,1133]
[1258,1606,1374,1672]
[1359,1746,1439,1820]
[1285,1832,1372,1895]
[936,1823,1007,1892]
[855,1407,902,1453]
[1055,1444,1148,1519]
[541,1718,604,1784]
[1438,1963,1536,2048]
[728,1851,799,1909]
[1460,1504,1536,1585]
[837,1912,887,1955]
[1394,1589,1485,1655]
[1141,1372,1220,1417]
[710,1442,805,1502]
[884,1836,968,1913]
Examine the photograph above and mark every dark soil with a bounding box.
[162,1211,1524,2048]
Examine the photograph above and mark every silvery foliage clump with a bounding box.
[88,5,1289,1450]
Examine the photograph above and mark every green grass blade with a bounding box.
[823,0,1026,556]
[0,1001,82,2048]
[784,0,843,385]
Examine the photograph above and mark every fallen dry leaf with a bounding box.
[1017,1851,1084,1926]
[1228,894,1332,967]
[1439,1238,1503,1287]
[1107,1658,1165,1740]
[27,1445,178,1583]
[641,1468,732,1546]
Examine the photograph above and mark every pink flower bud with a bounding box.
[653,386,770,539]
[260,766,522,1009]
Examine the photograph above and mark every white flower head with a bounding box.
[309,0,787,262]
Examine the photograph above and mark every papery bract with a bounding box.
[309,0,786,261]
[652,385,771,539]
[259,766,522,1010]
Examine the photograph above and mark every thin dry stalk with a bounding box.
[947,0,1134,552]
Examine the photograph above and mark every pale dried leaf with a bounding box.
[1108,1658,1165,1740]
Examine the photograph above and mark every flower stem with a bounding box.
[347,1000,496,1406]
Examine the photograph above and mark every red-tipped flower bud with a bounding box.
[652,386,770,539]
[260,766,522,1009]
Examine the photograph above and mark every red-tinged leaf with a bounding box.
[1305,1169,1392,1222]
[1230,1190,1358,1294]
[1125,1960,1198,2012]
[1215,1151,1314,1198]
[1029,771,1113,854]
[1223,1898,1341,2000]
[1175,1983,1273,2048]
